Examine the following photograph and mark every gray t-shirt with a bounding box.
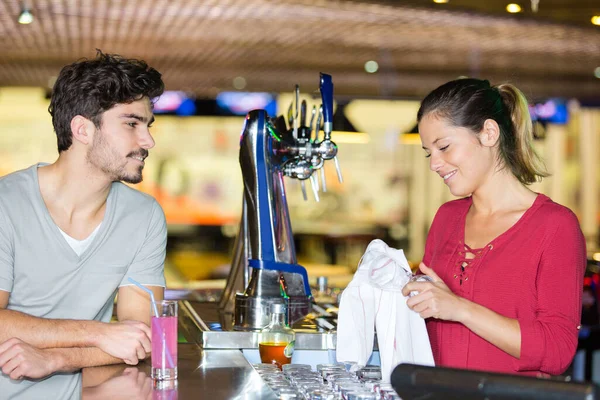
[0,164,167,399]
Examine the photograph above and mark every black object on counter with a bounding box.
[391,363,599,400]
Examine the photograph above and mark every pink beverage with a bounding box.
[151,314,178,380]
[152,389,179,400]
[153,379,178,400]
[152,388,178,400]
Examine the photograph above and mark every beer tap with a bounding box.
[279,73,343,202]
[229,72,342,331]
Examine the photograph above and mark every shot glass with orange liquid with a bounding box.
[259,303,295,369]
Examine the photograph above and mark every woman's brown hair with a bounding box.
[417,78,548,185]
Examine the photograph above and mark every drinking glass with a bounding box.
[151,300,178,380]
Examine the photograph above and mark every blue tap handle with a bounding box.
[320,73,333,138]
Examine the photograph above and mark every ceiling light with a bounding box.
[333,132,370,144]
[47,76,57,89]
[592,16,600,26]
[594,67,600,79]
[18,7,33,24]
[433,0,449,4]
[364,60,379,74]
[400,134,422,145]
[506,3,522,13]
[232,76,246,90]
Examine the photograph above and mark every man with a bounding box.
[0,51,166,399]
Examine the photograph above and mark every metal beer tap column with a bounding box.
[221,73,343,331]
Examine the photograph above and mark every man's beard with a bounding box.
[87,132,147,184]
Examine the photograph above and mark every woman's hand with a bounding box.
[402,263,468,322]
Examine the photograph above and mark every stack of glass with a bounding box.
[252,363,402,400]
[253,363,302,399]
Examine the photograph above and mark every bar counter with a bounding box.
[82,343,278,399]
[83,298,335,399]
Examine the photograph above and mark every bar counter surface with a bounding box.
[82,343,278,400]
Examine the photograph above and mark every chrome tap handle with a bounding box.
[309,154,327,193]
[311,168,319,191]
[314,105,323,143]
[297,99,312,147]
[310,174,320,202]
[293,85,300,140]
[334,156,343,183]
[309,105,316,140]
[300,100,307,128]
[320,166,327,192]
[287,102,294,131]
[300,180,308,201]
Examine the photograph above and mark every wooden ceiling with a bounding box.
[389,0,600,28]
[0,0,599,101]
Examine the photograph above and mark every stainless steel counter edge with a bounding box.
[200,330,337,350]
[199,349,278,399]
[180,299,338,350]
[155,344,278,400]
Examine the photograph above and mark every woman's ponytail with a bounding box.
[496,84,548,185]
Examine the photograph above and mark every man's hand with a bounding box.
[93,321,151,365]
[0,338,60,380]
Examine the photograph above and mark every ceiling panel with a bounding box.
[0,0,599,100]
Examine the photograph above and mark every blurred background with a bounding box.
[1,0,600,330]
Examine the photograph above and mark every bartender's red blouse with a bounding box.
[423,193,586,376]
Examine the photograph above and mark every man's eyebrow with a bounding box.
[120,113,154,124]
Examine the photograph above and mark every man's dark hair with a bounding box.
[48,50,164,152]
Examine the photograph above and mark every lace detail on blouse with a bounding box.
[454,242,493,285]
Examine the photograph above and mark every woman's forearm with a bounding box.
[458,298,521,358]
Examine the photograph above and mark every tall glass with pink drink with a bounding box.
[151,300,178,381]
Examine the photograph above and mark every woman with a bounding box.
[401,78,586,376]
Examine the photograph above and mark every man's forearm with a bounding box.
[50,346,125,372]
[0,309,102,349]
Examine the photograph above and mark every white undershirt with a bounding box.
[58,223,102,256]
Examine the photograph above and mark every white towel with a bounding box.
[336,239,435,382]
